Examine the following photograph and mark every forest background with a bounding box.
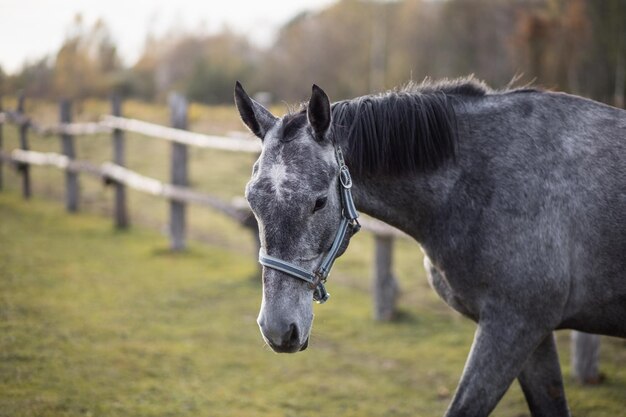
[2,0,624,108]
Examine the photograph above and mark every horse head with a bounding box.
[234,82,358,353]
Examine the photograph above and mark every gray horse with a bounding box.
[234,78,626,417]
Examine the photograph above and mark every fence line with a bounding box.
[0,148,246,222]
[0,99,403,234]
[0,94,401,320]
[0,111,405,237]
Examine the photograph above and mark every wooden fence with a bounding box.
[0,93,601,379]
[0,93,400,321]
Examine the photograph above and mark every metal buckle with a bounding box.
[339,165,352,189]
[313,282,330,304]
[313,269,326,286]
[335,146,346,165]
[350,218,361,234]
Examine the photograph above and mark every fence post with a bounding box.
[111,95,129,228]
[571,331,602,384]
[372,234,399,320]
[168,93,188,251]
[0,95,3,191]
[59,99,79,212]
[17,92,31,199]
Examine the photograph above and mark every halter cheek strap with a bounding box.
[258,145,360,304]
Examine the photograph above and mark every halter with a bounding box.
[258,144,361,304]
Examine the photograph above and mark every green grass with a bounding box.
[1,100,625,416]
[1,193,626,417]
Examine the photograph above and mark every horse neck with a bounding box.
[333,96,464,241]
[349,166,461,242]
[331,88,467,240]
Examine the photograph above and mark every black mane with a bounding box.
[286,78,538,177]
[331,81,466,177]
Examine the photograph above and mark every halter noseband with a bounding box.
[258,144,360,304]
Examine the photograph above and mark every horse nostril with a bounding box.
[283,323,299,344]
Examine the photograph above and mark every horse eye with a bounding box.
[313,196,328,212]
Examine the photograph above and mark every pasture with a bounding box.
[0,100,625,416]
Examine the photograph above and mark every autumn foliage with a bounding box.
[2,0,624,107]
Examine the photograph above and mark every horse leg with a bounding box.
[444,317,550,417]
[517,333,570,417]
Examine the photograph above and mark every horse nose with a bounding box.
[283,323,299,344]
[258,319,301,352]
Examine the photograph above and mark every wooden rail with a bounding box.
[2,109,111,136]
[0,148,246,222]
[100,115,261,153]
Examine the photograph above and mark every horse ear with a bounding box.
[307,84,331,141]
[234,81,277,140]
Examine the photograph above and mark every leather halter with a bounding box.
[258,145,360,303]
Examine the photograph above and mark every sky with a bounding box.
[0,0,337,74]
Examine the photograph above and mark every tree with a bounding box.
[259,0,373,101]
[130,29,256,103]
[585,0,626,106]
[9,57,54,98]
[184,31,256,104]
[53,15,122,99]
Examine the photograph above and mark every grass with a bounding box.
[1,99,625,416]
[1,193,626,417]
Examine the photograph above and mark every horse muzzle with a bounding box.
[258,318,310,353]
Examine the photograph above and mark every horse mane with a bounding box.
[331,84,463,177]
[288,77,538,177]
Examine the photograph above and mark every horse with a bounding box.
[234,78,626,417]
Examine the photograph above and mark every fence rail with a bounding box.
[0,148,247,222]
[101,116,262,153]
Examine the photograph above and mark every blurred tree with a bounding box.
[130,29,255,103]
[439,0,522,87]
[184,31,255,104]
[129,34,161,100]
[8,57,54,98]
[259,0,373,101]
[54,16,91,98]
[53,15,122,99]
[154,36,203,95]
[514,6,556,85]
[2,0,623,107]
[387,0,442,86]
[559,0,591,94]
[260,0,533,100]
[514,0,590,92]
[513,0,624,107]
[585,0,625,107]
